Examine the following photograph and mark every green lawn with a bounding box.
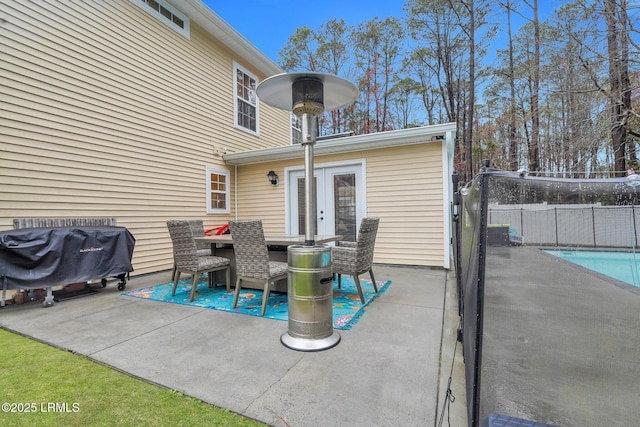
[0,328,265,426]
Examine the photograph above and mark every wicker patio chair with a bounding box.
[331,217,380,304]
[166,220,230,301]
[170,219,212,285]
[229,220,288,316]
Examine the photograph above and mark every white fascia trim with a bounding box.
[178,0,282,76]
[223,123,457,166]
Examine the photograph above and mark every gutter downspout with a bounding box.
[234,165,238,220]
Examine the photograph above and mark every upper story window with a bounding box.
[206,166,230,214]
[133,0,190,38]
[291,113,302,144]
[234,62,259,135]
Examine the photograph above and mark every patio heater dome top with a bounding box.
[256,72,358,115]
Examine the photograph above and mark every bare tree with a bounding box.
[522,0,541,173]
[406,0,469,177]
[275,0,640,175]
[278,26,321,72]
[505,0,519,171]
[605,0,627,175]
[316,18,354,133]
[352,17,405,133]
[460,0,477,180]
[389,77,423,128]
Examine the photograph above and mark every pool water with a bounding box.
[544,250,640,288]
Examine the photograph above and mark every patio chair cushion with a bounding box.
[268,261,289,278]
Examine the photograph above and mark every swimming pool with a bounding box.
[544,249,640,288]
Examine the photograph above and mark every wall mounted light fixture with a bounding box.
[267,170,279,186]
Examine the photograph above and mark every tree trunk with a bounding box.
[605,0,627,176]
[528,0,540,173]
[465,0,475,180]
[507,0,518,171]
[620,0,635,165]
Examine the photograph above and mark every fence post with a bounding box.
[520,207,524,242]
[592,207,597,248]
[633,205,638,248]
[555,207,558,246]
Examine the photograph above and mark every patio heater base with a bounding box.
[281,330,341,352]
[283,244,339,351]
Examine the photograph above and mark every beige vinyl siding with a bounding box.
[234,143,445,267]
[235,165,287,235]
[0,0,289,275]
[366,144,444,266]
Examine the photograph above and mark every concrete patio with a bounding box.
[0,265,467,426]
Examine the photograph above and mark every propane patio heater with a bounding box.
[256,72,358,351]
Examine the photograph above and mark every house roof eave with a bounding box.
[179,1,283,76]
[223,123,457,165]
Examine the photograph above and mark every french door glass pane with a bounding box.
[334,173,356,241]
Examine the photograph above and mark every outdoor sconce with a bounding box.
[267,170,279,186]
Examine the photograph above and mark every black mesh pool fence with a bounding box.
[454,166,640,426]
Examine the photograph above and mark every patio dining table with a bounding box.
[194,234,343,292]
[195,234,343,247]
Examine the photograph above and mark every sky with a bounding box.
[202,1,406,64]
[202,1,563,68]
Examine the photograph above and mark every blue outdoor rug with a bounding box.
[122,276,391,330]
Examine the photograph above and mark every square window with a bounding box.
[206,167,230,214]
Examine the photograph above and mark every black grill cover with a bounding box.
[0,226,135,290]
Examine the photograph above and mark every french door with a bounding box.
[288,163,364,242]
